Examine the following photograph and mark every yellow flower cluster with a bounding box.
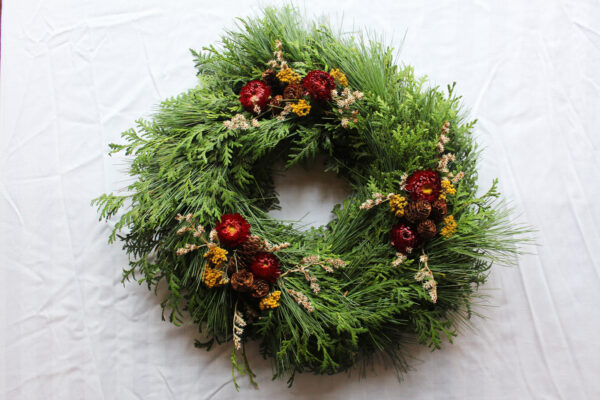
[440,215,457,238]
[204,246,228,266]
[259,291,282,310]
[330,68,348,86]
[291,99,311,116]
[276,67,301,84]
[389,194,407,217]
[439,179,457,201]
[202,267,228,288]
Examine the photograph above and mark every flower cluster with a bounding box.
[223,114,260,130]
[358,121,467,302]
[259,291,282,310]
[175,213,284,300]
[440,215,458,238]
[234,39,362,128]
[415,254,438,303]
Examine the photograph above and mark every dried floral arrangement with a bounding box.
[93,6,527,388]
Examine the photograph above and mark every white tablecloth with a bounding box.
[2,1,599,398]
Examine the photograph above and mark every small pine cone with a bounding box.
[250,279,270,298]
[262,69,284,94]
[405,200,431,224]
[283,83,305,100]
[230,270,254,293]
[417,219,437,240]
[237,235,267,257]
[269,95,284,114]
[431,199,447,221]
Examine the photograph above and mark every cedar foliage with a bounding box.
[93,6,527,386]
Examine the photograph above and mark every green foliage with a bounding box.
[93,6,528,385]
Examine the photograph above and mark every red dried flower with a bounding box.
[390,223,420,253]
[302,70,335,101]
[249,252,281,283]
[239,80,271,113]
[405,170,441,202]
[215,213,251,248]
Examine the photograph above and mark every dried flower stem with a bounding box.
[280,255,345,294]
[414,250,438,303]
[233,302,246,351]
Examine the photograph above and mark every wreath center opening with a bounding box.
[267,156,350,229]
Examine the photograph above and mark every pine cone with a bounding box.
[230,270,254,293]
[250,279,270,298]
[417,219,437,240]
[431,199,447,221]
[405,200,431,224]
[237,235,267,257]
[283,83,305,100]
[269,95,284,114]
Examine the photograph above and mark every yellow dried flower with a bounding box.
[203,246,228,266]
[202,266,228,288]
[276,68,301,84]
[441,179,457,196]
[389,194,407,217]
[330,68,348,86]
[259,291,282,310]
[290,99,311,117]
[440,215,458,238]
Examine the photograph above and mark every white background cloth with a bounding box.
[1,0,599,398]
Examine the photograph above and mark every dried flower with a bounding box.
[277,67,301,84]
[390,223,419,253]
[360,199,375,210]
[389,194,407,217]
[392,252,406,267]
[329,68,349,86]
[441,179,456,197]
[290,99,311,116]
[176,243,199,256]
[287,290,314,312]
[405,170,442,202]
[239,80,271,113]
[415,251,438,303]
[203,246,228,266]
[302,70,336,101]
[177,226,191,235]
[440,215,458,238]
[202,266,228,288]
[259,291,282,310]
[249,252,281,283]
[233,308,246,350]
[451,171,465,184]
[215,213,251,248]
[223,114,256,131]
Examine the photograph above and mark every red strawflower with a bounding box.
[302,70,335,101]
[405,170,441,202]
[249,252,281,283]
[390,223,420,253]
[239,80,272,113]
[215,213,251,248]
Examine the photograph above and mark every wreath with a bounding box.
[93,7,525,388]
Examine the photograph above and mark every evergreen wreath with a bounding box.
[93,6,527,388]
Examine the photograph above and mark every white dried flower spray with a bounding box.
[287,290,314,312]
[280,255,345,295]
[414,250,438,303]
[233,305,246,351]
